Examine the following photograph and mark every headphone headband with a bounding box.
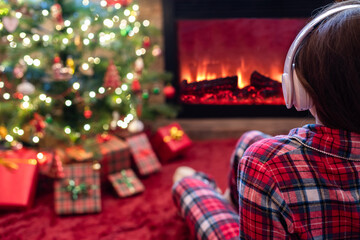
[282,4,360,110]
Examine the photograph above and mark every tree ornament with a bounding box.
[2,16,19,33]
[106,0,133,6]
[152,45,162,57]
[152,86,160,95]
[17,80,35,95]
[66,56,75,75]
[131,78,141,93]
[50,3,64,29]
[45,115,53,124]
[128,119,144,133]
[13,60,27,79]
[84,106,92,119]
[134,57,144,73]
[164,85,176,99]
[30,113,47,135]
[142,36,151,48]
[0,1,10,17]
[142,90,149,100]
[103,60,121,89]
[0,125,7,139]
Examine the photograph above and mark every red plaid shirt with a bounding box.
[239,124,360,239]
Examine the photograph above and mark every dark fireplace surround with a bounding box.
[162,0,332,118]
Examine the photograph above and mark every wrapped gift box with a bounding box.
[0,149,38,210]
[126,133,161,176]
[108,169,145,197]
[54,162,101,215]
[66,134,131,181]
[151,122,192,163]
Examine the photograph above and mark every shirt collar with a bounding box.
[289,124,360,160]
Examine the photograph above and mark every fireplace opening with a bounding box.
[178,18,307,105]
[162,0,332,117]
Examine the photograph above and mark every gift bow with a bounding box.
[0,157,37,170]
[63,179,96,200]
[117,170,136,193]
[163,126,184,143]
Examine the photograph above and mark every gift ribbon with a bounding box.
[0,157,37,170]
[117,170,136,193]
[163,126,184,143]
[63,179,96,200]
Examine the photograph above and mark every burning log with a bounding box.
[181,76,238,95]
[250,71,282,91]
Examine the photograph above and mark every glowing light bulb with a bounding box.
[5,135,13,142]
[83,38,90,45]
[82,0,89,6]
[73,82,80,90]
[32,34,40,41]
[62,38,69,44]
[88,33,94,39]
[43,35,50,41]
[39,94,47,101]
[42,10,49,16]
[84,124,91,131]
[115,88,122,95]
[67,28,73,34]
[64,127,71,134]
[82,63,89,70]
[32,136,40,143]
[98,87,105,94]
[114,3,121,9]
[89,91,96,98]
[33,59,41,67]
[46,97,52,103]
[23,37,31,46]
[126,73,134,80]
[116,98,122,104]
[64,20,71,27]
[15,12,22,19]
[23,95,30,102]
[37,152,44,160]
[133,4,139,11]
[103,19,114,28]
[124,9,130,16]
[18,129,24,136]
[100,0,107,7]
[143,20,150,27]
[121,84,128,91]
[20,32,26,38]
[7,35,14,41]
[65,100,72,106]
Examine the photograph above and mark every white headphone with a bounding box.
[282,4,360,111]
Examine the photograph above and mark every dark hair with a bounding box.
[295,0,360,133]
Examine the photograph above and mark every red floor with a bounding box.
[0,138,238,240]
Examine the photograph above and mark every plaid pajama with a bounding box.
[173,124,360,239]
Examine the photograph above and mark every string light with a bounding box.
[121,84,128,91]
[64,127,71,134]
[98,87,105,94]
[126,73,134,80]
[65,100,72,106]
[39,94,47,101]
[42,10,49,16]
[89,91,96,98]
[133,4,139,11]
[124,9,130,16]
[20,32,26,38]
[67,28,73,34]
[100,0,107,7]
[64,20,71,27]
[5,135,14,142]
[45,97,52,104]
[15,12,22,19]
[116,98,122,104]
[33,136,40,143]
[143,20,150,27]
[32,34,40,41]
[115,88,122,95]
[84,124,91,131]
[42,35,50,41]
[114,3,121,9]
[73,82,80,90]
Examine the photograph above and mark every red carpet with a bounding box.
[0,138,238,240]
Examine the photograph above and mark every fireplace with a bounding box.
[162,0,332,117]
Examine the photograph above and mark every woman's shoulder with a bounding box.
[242,134,300,164]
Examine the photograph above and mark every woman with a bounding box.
[172,1,360,239]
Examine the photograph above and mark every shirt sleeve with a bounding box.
[238,156,295,239]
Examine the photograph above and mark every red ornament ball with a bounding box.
[106,0,132,6]
[142,36,151,48]
[84,109,93,119]
[131,79,141,92]
[163,85,176,99]
[53,56,61,64]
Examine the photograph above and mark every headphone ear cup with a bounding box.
[282,73,294,109]
[292,70,313,111]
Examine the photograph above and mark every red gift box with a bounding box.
[108,169,145,197]
[65,134,131,181]
[151,123,192,163]
[54,162,101,215]
[0,149,38,210]
[126,133,161,176]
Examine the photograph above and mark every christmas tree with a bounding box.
[0,0,175,148]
